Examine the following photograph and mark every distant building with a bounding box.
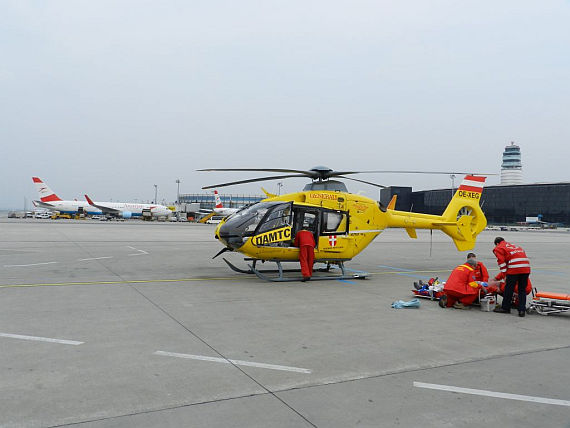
[501,142,523,185]
[179,193,263,213]
[382,182,570,226]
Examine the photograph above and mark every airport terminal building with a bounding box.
[381,182,570,226]
[178,193,263,213]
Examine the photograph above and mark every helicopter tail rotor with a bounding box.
[438,175,487,251]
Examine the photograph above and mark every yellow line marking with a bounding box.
[0,277,236,288]
[369,269,453,276]
[1,265,564,289]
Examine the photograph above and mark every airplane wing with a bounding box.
[33,200,55,209]
[84,194,121,214]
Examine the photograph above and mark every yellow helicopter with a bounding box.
[199,167,488,282]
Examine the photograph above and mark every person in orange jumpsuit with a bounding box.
[467,252,489,282]
[467,253,499,294]
[294,228,315,281]
[439,258,488,309]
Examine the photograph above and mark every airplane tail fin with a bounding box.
[436,175,487,251]
[32,177,62,202]
[214,190,223,209]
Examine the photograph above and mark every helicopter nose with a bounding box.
[217,221,243,250]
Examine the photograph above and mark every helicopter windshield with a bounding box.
[217,201,291,249]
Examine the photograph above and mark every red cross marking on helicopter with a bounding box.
[329,235,337,247]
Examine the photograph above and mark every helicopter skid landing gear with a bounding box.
[248,261,368,282]
[223,258,333,276]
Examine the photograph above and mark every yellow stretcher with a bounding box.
[528,290,570,316]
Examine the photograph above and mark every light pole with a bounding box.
[154,184,158,204]
[277,182,283,195]
[450,174,456,200]
[176,179,180,204]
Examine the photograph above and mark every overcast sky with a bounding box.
[2,1,569,209]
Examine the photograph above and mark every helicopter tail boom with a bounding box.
[386,175,487,251]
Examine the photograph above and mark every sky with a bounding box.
[2,0,570,209]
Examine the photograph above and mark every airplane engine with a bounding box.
[121,211,132,219]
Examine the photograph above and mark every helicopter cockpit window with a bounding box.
[224,202,279,236]
[256,203,293,234]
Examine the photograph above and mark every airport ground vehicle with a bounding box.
[34,211,51,219]
[51,211,72,219]
[200,166,488,281]
[206,216,224,224]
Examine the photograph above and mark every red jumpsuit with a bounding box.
[294,230,315,279]
[493,240,531,311]
[498,278,533,306]
[473,261,489,282]
[443,263,484,307]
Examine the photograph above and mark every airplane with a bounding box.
[197,190,240,223]
[32,177,172,219]
[213,190,239,216]
[32,177,102,216]
[198,166,489,282]
[84,194,172,219]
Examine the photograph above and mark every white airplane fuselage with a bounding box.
[32,177,172,218]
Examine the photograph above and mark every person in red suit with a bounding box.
[467,252,499,294]
[294,228,316,281]
[497,277,533,309]
[439,258,488,309]
[467,252,489,282]
[492,237,531,317]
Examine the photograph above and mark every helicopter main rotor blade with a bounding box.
[198,168,316,176]
[354,170,498,176]
[336,176,388,188]
[201,174,308,190]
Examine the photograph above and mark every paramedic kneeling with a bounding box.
[439,258,488,309]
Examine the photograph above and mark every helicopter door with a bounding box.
[252,202,294,247]
[292,208,320,248]
[319,208,349,253]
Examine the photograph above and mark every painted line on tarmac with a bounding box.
[3,261,58,268]
[0,332,84,346]
[127,246,149,256]
[77,256,113,261]
[154,350,312,374]
[0,277,236,288]
[414,382,570,407]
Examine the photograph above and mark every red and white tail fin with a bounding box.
[457,175,486,195]
[214,190,223,209]
[32,177,62,202]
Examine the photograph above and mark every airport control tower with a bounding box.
[500,141,523,185]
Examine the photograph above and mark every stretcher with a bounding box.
[412,278,444,300]
[527,290,570,316]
